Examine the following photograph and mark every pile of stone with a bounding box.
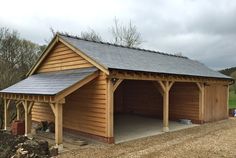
[0,130,58,158]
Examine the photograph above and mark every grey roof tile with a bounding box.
[0,67,97,95]
[60,34,231,80]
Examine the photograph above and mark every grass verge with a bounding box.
[229,91,236,108]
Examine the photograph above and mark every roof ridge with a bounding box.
[58,33,188,59]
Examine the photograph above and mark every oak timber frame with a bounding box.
[107,69,230,140]
[0,68,230,144]
[0,71,99,147]
[1,94,65,146]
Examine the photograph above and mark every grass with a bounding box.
[229,91,236,108]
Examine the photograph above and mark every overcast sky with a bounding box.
[0,0,235,70]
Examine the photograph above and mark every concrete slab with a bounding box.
[114,114,198,143]
[33,131,91,153]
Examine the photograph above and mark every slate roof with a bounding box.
[0,67,97,95]
[60,34,231,80]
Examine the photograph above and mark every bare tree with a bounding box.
[81,29,102,42]
[49,27,102,42]
[0,27,44,128]
[49,18,143,47]
[111,18,142,47]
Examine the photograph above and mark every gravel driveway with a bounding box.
[60,118,236,158]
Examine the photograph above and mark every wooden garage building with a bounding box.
[0,33,233,146]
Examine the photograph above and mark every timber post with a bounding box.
[50,101,64,149]
[196,82,205,123]
[16,106,20,120]
[158,80,174,132]
[4,99,10,130]
[107,78,114,142]
[23,101,34,136]
[106,78,123,143]
[55,102,63,148]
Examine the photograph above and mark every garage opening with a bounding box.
[114,80,198,143]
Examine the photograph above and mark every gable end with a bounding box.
[36,42,94,73]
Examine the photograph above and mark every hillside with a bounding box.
[220,67,236,76]
[220,67,236,108]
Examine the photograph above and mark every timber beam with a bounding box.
[112,78,124,92]
[109,70,230,84]
[0,93,56,103]
[152,82,164,96]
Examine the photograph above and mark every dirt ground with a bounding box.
[60,118,236,158]
[0,130,51,158]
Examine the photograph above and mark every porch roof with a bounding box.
[0,67,98,95]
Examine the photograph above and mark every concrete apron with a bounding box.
[114,114,198,144]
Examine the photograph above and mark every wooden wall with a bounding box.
[32,102,54,122]
[169,82,200,122]
[63,72,107,137]
[36,42,93,73]
[114,80,163,117]
[204,83,228,122]
[31,40,109,138]
[31,72,108,137]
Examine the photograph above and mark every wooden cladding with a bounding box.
[31,72,107,137]
[36,42,93,73]
[63,72,107,137]
[30,74,228,142]
[169,83,199,122]
[204,84,228,122]
[32,102,54,122]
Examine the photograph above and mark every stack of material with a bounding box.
[12,120,25,135]
[179,119,192,125]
